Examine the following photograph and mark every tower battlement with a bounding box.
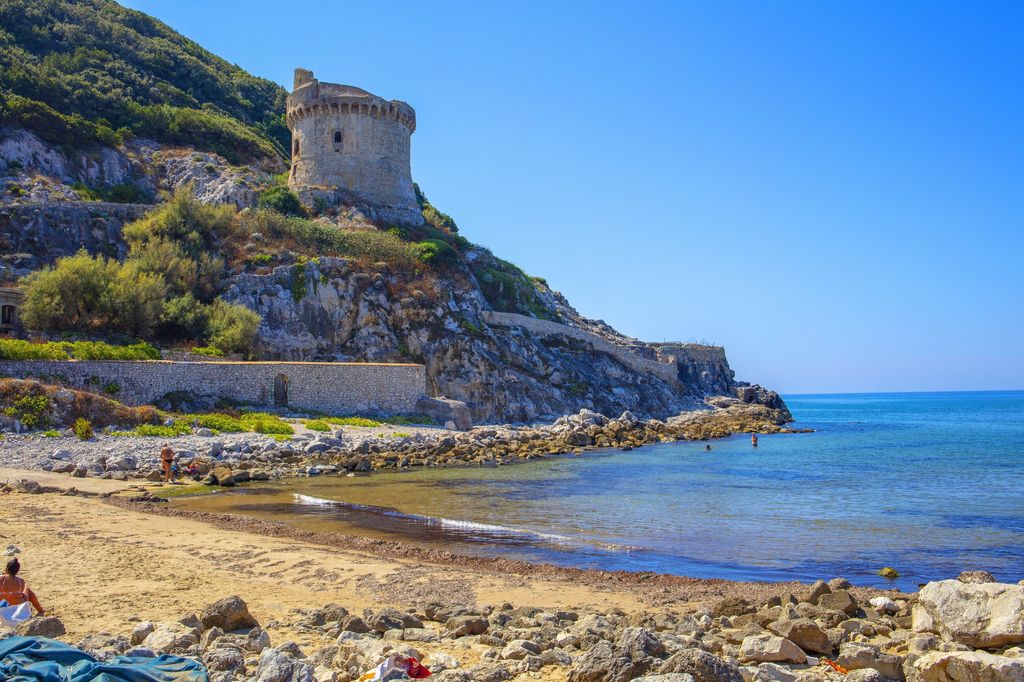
[286,68,420,223]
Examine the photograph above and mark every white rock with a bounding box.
[869,596,899,614]
[917,579,1024,648]
[907,650,1024,682]
[739,635,807,664]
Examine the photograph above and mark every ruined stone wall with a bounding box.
[286,72,419,222]
[481,311,681,386]
[0,360,426,416]
[655,343,735,396]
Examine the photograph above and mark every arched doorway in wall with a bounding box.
[274,373,289,407]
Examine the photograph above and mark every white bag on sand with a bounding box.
[0,602,31,626]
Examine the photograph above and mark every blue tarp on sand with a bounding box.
[0,636,208,682]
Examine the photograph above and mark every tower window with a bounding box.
[333,130,343,152]
[293,138,300,157]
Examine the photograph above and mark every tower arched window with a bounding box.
[293,138,300,157]
[333,130,343,152]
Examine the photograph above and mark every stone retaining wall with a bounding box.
[481,311,681,385]
[0,360,426,415]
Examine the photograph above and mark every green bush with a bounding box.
[0,339,68,360]
[415,239,459,266]
[132,422,191,437]
[71,182,148,203]
[42,429,61,437]
[207,300,261,356]
[66,341,159,360]
[304,419,331,432]
[194,413,244,432]
[323,416,382,428]
[247,254,273,265]
[102,382,119,395]
[240,210,426,271]
[160,294,212,340]
[19,250,166,337]
[257,185,305,217]
[8,394,51,429]
[73,417,93,440]
[190,345,224,358]
[239,412,294,435]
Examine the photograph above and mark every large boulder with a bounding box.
[836,643,905,681]
[566,640,652,682]
[907,650,1024,682]
[255,647,314,682]
[201,595,259,632]
[615,627,665,658]
[142,622,199,654]
[658,649,744,682]
[916,580,1024,648]
[445,615,488,637]
[739,635,807,664]
[17,616,66,638]
[767,618,831,655]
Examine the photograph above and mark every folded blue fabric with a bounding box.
[0,636,208,682]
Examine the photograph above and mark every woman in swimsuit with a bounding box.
[0,558,45,615]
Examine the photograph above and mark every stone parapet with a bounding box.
[481,311,681,386]
[0,360,426,416]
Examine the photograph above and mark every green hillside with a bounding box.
[0,0,288,164]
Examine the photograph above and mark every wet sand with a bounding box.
[0,465,892,649]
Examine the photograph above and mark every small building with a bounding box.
[0,287,22,334]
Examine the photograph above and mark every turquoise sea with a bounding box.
[176,391,1024,591]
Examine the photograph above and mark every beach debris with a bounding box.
[2,545,20,556]
[357,653,431,682]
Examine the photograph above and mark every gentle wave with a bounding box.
[293,493,634,552]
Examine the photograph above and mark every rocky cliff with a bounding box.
[222,256,780,423]
[1,126,786,424]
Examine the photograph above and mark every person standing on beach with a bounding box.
[751,433,759,447]
[160,445,175,482]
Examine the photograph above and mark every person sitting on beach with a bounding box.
[160,445,175,482]
[0,558,45,616]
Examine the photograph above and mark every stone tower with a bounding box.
[286,68,420,223]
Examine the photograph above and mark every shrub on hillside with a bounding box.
[65,341,159,361]
[239,210,426,271]
[73,417,93,440]
[257,185,306,217]
[0,338,158,361]
[207,301,261,357]
[415,238,459,266]
[304,419,331,432]
[0,339,68,360]
[19,250,166,337]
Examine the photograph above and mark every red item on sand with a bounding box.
[406,658,431,679]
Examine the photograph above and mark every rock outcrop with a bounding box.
[224,258,784,423]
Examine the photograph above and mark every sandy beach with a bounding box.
[1,465,888,643]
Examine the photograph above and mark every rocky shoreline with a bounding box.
[4,559,1021,682]
[1,468,1021,682]
[0,401,797,487]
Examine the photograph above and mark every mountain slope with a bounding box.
[0,0,287,164]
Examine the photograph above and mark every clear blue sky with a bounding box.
[121,1,1023,394]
